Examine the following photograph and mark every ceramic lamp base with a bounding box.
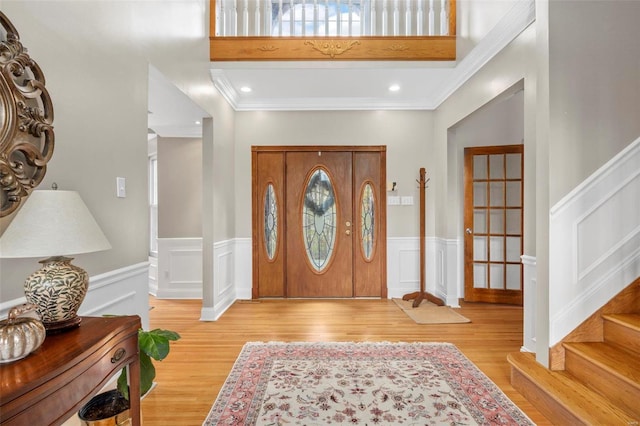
[24,256,88,333]
[43,316,82,334]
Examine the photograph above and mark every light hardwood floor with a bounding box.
[141,296,552,425]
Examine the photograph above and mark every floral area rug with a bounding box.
[203,342,534,426]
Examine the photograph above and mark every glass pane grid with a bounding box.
[471,150,523,293]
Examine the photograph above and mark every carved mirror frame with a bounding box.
[0,12,54,217]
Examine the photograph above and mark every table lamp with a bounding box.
[0,190,111,332]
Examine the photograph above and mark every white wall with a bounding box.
[1,3,150,302]
[547,0,640,206]
[0,1,236,319]
[234,110,434,238]
[545,0,640,348]
[431,24,537,314]
[457,0,523,59]
[157,136,203,238]
[435,24,537,240]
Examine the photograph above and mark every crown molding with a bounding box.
[210,69,240,107]
[429,0,536,109]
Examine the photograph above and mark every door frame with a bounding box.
[251,145,387,299]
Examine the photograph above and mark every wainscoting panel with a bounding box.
[148,255,158,295]
[391,237,420,298]
[198,236,457,320]
[387,237,453,304]
[201,239,239,321]
[0,262,150,329]
[549,137,640,345]
[234,238,252,299]
[156,238,203,299]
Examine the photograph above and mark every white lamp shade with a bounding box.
[0,190,111,258]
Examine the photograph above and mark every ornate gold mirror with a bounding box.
[0,12,54,218]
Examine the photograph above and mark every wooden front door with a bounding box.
[252,146,386,299]
[286,151,353,297]
[463,145,524,304]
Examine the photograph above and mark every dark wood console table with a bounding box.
[0,315,141,426]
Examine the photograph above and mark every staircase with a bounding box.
[508,313,640,425]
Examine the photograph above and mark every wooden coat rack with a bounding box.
[402,168,445,308]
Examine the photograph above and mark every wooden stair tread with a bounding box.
[603,313,640,331]
[564,342,640,385]
[508,352,636,425]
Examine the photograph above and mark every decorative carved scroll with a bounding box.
[386,44,410,52]
[304,40,360,58]
[0,12,54,217]
[257,45,279,52]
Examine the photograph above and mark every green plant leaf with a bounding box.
[139,351,156,396]
[139,330,168,360]
[117,368,129,400]
[112,327,180,401]
[149,328,181,341]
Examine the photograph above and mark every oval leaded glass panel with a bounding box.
[263,183,277,260]
[360,183,375,260]
[302,168,336,271]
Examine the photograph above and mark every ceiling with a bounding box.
[148,0,534,137]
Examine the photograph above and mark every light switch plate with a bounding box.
[116,177,126,198]
[401,196,414,205]
[388,196,400,205]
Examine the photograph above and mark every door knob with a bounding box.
[465,228,473,235]
[346,229,351,235]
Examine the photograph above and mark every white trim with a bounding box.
[549,137,640,345]
[387,237,454,305]
[550,137,640,216]
[210,70,239,108]
[1,262,150,329]
[0,296,27,318]
[156,238,203,299]
[198,236,460,320]
[148,255,158,295]
[82,291,137,315]
[233,238,253,299]
[521,254,536,353]
[430,0,535,108]
[200,239,242,321]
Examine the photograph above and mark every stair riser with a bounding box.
[510,367,586,426]
[604,320,640,355]
[565,350,640,419]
